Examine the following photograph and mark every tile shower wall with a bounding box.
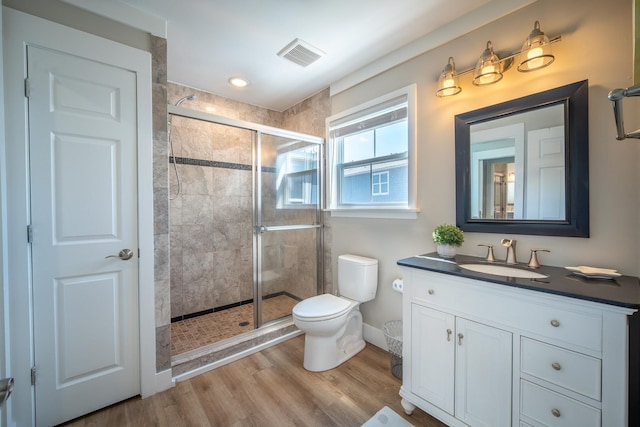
[169,117,255,317]
[167,83,332,321]
[151,36,171,372]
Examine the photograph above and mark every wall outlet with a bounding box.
[392,279,403,293]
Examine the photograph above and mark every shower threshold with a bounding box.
[171,317,301,380]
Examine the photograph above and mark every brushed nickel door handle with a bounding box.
[105,249,134,261]
[0,378,14,407]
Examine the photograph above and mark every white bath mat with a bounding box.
[362,406,415,427]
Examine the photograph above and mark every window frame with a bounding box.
[326,84,418,219]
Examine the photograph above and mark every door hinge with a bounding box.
[30,367,36,386]
[24,78,30,98]
[27,225,33,243]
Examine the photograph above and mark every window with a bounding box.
[372,171,389,196]
[327,84,417,218]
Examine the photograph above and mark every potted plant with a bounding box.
[432,224,464,258]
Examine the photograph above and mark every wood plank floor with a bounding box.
[63,335,446,427]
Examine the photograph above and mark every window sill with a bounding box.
[327,208,419,220]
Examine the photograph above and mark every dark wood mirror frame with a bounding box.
[455,80,589,237]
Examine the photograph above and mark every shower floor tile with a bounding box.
[171,294,299,356]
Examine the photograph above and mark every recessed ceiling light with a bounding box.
[229,77,249,88]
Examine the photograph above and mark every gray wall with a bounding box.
[330,0,640,331]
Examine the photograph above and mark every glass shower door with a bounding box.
[255,131,323,326]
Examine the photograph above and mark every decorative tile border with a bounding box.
[170,156,276,173]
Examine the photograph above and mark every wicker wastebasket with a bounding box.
[383,320,403,379]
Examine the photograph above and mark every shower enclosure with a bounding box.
[167,105,323,357]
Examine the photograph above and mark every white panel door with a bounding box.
[27,45,140,426]
[455,318,512,427]
[526,126,565,220]
[411,304,455,414]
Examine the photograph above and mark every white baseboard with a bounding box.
[363,323,388,351]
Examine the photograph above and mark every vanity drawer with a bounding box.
[514,302,602,352]
[521,338,601,400]
[521,380,600,427]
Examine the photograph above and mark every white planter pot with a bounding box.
[436,244,457,259]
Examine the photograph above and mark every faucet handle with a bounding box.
[501,238,515,247]
[478,244,496,262]
[528,249,550,269]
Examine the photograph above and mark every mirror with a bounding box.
[455,80,589,237]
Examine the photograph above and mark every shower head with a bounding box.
[175,95,196,106]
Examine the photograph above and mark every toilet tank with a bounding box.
[338,254,378,302]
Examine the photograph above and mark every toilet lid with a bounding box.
[293,294,353,320]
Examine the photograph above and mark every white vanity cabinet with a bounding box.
[411,304,512,426]
[399,267,636,427]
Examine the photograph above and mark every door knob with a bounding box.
[105,249,134,260]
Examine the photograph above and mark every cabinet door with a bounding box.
[411,304,455,414]
[455,318,513,427]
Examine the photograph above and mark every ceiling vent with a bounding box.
[277,38,325,67]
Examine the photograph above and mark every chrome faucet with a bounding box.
[501,239,517,264]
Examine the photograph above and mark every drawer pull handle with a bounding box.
[458,333,464,345]
[428,289,434,295]
[550,319,560,327]
[446,329,452,341]
[552,362,562,371]
[551,408,561,417]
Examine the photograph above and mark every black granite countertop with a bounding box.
[397,253,640,309]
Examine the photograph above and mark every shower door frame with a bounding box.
[167,105,324,331]
[254,131,324,328]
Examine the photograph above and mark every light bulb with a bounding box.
[443,77,455,89]
[526,47,544,69]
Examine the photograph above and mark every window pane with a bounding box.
[341,164,371,204]
[343,130,374,163]
[376,121,408,157]
[372,160,407,202]
[340,158,407,204]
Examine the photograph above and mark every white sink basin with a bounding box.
[458,264,548,279]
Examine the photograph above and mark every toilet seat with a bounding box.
[293,294,355,321]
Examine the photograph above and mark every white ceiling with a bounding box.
[67,0,536,111]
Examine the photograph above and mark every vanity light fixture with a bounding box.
[229,77,249,88]
[472,41,503,86]
[435,21,559,97]
[518,21,555,72]
[436,57,462,97]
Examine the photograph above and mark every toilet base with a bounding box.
[302,309,366,372]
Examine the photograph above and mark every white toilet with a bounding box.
[292,254,378,372]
